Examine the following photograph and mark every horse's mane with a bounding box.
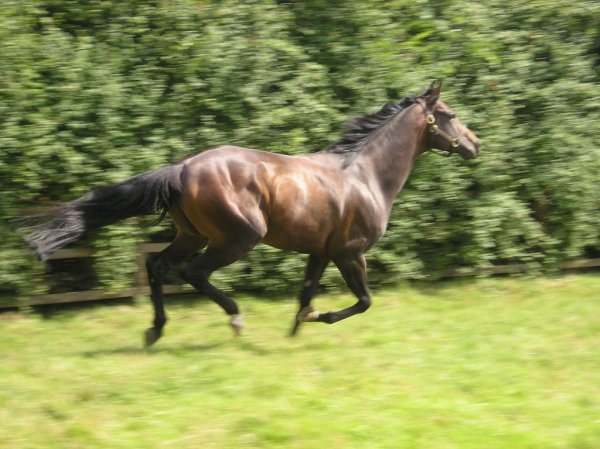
[328,89,430,167]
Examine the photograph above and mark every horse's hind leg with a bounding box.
[145,233,207,347]
[290,255,329,336]
[181,238,258,336]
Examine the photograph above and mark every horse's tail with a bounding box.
[17,164,184,261]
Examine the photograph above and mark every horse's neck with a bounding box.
[354,105,425,209]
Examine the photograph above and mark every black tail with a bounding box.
[17,164,184,260]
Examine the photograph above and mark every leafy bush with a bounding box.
[1,0,599,301]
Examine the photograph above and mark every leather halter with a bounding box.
[420,102,463,157]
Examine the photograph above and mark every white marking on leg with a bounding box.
[230,314,244,328]
[298,306,320,322]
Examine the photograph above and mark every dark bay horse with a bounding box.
[19,81,480,346]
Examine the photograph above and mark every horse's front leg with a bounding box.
[290,255,329,336]
[315,254,372,325]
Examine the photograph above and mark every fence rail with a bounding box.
[3,243,194,309]
[2,244,600,309]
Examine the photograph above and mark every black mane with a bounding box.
[328,91,429,167]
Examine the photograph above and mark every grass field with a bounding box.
[1,275,599,449]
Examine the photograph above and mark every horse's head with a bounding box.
[420,81,481,160]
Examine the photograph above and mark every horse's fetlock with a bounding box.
[153,316,167,329]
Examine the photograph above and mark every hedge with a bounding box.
[1,1,599,301]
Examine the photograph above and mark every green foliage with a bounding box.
[1,0,599,300]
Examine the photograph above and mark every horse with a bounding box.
[18,81,480,346]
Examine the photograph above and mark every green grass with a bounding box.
[1,275,599,449]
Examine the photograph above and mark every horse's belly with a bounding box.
[262,222,329,255]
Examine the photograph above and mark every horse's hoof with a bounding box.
[289,307,320,336]
[144,327,162,348]
[229,314,243,336]
[289,320,302,337]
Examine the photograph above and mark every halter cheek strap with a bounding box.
[420,102,462,157]
[426,114,460,149]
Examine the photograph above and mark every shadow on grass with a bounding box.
[82,341,227,358]
[81,337,274,358]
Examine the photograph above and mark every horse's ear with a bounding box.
[426,79,443,106]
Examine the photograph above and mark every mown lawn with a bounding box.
[1,275,599,449]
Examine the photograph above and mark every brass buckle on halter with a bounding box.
[426,114,436,125]
[451,137,460,148]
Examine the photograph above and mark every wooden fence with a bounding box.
[3,243,194,309]
[2,244,600,309]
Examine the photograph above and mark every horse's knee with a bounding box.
[153,314,167,329]
[356,296,371,313]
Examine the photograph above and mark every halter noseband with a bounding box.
[420,102,462,157]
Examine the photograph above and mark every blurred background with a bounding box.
[1,0,599,304]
